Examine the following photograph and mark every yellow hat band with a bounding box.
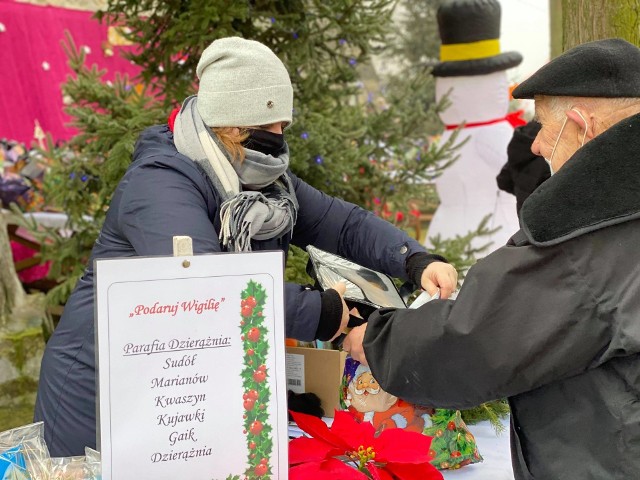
[440,39,501,62]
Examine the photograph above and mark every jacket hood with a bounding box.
[520,112,640,246]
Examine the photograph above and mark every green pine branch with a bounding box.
[460,400,511,434]
[427,215,499,279]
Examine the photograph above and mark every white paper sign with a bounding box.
[95,251,288,480]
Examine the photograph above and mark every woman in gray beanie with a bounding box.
[34,37,457,456]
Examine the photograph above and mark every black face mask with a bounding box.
[242,129,285,156]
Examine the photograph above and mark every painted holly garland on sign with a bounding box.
[239,280,272,479]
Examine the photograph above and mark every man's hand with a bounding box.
[421,261,458,299]
[329,282,350,342]
[343,324,368,365]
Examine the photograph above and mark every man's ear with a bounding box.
[566,108,595,140]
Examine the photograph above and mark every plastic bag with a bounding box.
[0,446,30,480]
[0,423,50,480]
[423,409,483,470]
[84,448,101,479]
[50,455,101,480]
[49,456,84,480]
[49,447,101,480]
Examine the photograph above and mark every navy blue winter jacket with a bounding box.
[35,125,429,456]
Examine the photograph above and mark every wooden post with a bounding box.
[0,211,27,325]
[173,235,193,268]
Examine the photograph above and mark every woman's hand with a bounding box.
[421,262,458,299]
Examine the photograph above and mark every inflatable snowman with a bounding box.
[426,0,523,256]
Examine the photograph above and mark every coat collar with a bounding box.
[520,112,640,246]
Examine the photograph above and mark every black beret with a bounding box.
[512,38,640,99]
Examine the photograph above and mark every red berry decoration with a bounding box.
[451,451,462,458]
[241,284,271,472]
[247,328,260,342]
[447,421,456,431]
[249,420,263,435]
[247,389,259,400]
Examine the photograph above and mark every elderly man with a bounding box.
[344,38,640,480]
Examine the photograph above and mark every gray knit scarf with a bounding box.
[173,96,298,251]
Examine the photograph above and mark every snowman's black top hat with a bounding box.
[433,0,523,77]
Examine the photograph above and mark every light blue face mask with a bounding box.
[545,108,589,175]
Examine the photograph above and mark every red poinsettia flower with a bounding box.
[289,410,443,480]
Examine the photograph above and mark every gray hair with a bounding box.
[542,95,640,125]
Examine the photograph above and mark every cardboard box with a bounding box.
[285,346,347,418]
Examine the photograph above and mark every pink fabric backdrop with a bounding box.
[0,0,141,145]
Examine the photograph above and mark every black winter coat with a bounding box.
[364,113,640,479]
[35,125,428,456]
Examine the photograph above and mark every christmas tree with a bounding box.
[22,0,466,303]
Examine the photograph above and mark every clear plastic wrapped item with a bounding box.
[0,445,30,480]
[0,423,50,480]
[83,448,101,479]
[50,455,101,480]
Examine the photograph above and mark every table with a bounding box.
[442,417,514,480]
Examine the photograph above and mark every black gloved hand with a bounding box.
[288,390,324,421]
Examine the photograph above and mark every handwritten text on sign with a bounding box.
[96,253,288,480]
[128,298,224,317]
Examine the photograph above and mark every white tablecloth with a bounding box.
[289,416,515,479]
[442,417,514,480]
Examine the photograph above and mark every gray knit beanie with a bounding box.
[196,37,293,128]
